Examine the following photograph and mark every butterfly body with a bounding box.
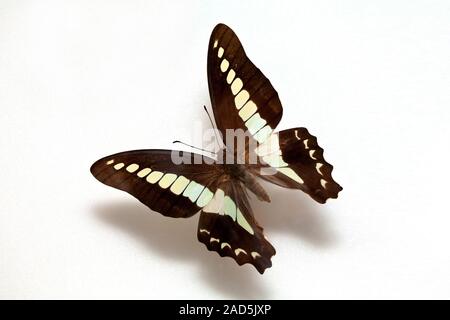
[91,24,342,273]
[219,157,271,203]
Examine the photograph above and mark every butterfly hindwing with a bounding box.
[251,128,343,203]
[90,150,222,218]
[197,180,276,274]
[208,23,283,148]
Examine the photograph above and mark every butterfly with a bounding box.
[90,23,342,274]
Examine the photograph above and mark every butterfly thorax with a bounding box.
[220,159,271,203]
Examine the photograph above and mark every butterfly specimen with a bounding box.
[90,23,342,274]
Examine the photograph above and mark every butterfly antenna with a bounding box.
[203,105,224,150]
[172,140,217,155]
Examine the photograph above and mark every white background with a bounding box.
[1,0,449,299]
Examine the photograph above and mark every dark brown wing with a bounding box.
[250,128,342,203]
[197,179,276,274]
[90,150,223,218]
[207,23,283,148]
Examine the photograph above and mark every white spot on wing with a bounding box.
[221,242,231,249]
[226,69,235,84]
[277,167,304,184]
[146,171,164,184]
[262,154,288,168]
[210,237,220,244]
[204,189,225,214]
[183,181,205,202]
[196,187,214,207]
[213,40,218,48]
[170,175,190,195]
[303,139,309,149]
[218,47,224,58]
[220,59,229,72]
[321,179,328,188]
[245,113,267,135]
[234,90,249,109]
[200,229,210,235]
[137,168,151,178]
[106,159,114,165]
[113,163,124,170]
[224,196,237,220]
[126,163,139,173]
[316,163,324,175]
[231,78,243,95]
[251,252,261,259]
[309,150,317,160]
[237,209,254,235]
[253,125,273,144]
[235,248,247,256]
[238,100,257,121]
[158,173,177,189]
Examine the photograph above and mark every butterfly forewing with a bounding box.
[208,23,283,149]
[90,150,223,218]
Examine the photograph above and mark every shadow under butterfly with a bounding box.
[90,23,343,274]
